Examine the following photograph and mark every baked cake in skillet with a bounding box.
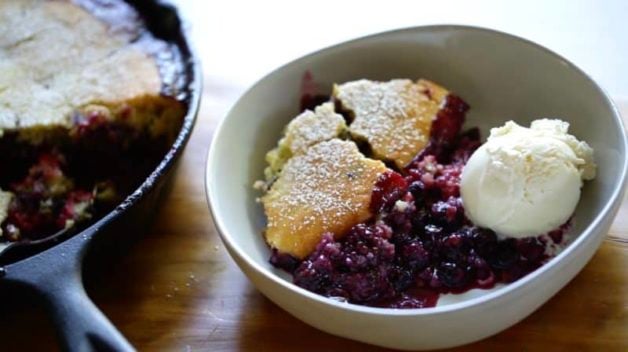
[0,0,185,248]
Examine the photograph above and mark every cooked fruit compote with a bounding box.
[257,77,595,308]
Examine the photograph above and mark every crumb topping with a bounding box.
[334,79,448,168]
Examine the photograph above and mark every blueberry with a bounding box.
[469,227,498,256]
[294,260,332,293]
[517,237,545,262]
[430,197,464,228]
[408,180,426,206]
[437,262,468,288]
[390,268,414,292]
[269,249,301,273]
[487,239,519,270]
[468,254,491,281]
[438,233,471,262]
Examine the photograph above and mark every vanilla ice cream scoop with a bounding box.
[460,119,596,238]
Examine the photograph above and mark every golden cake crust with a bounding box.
[264,102,346,181]
[0,0,161,138]
[334,79,448,168]
[262,139,387,259]
[281,102,346,156]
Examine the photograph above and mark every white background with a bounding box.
[177,0,627,101]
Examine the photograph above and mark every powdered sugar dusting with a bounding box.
[334,79,446,168]
[284,102,346,155]
[262,139,386,258]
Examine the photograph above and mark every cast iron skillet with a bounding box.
[0,1,201,351]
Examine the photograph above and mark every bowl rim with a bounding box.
[206,24,628,316]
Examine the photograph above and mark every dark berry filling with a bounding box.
[299,71,330,112]
[270,93,569,308]
[0,109,173,245]
[1,151,94,241]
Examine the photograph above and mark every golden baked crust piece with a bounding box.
[264,102,347,181]
[262,139,387,259]
[280,102,346,156]
[0,0,165,139]
[333,79,449,169]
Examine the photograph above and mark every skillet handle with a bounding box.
[37,271,135,352]
[2,229,135,352]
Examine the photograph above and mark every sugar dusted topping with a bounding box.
[334,79,448,168]
[283,102,346,155]
[262,139,386,259]
[335,79,412,120]
[264,102,346,183]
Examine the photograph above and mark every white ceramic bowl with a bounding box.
[206,26,628,350]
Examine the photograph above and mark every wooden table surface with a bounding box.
[2,2,628,351]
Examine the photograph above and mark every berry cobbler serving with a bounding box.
[0,0,186,252]
[255,75,596,309]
